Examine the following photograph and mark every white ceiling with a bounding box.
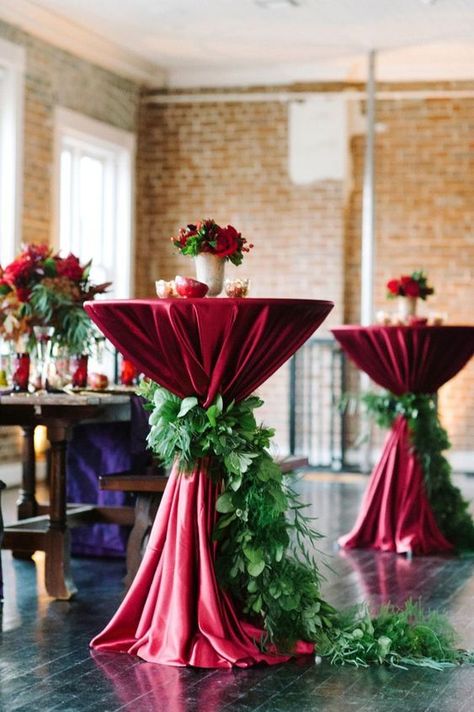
[5,0,474,85]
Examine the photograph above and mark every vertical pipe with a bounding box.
[360,50,377,326]
[360,50,377,472]
[288,354,296,456]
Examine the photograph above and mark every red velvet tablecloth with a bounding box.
[332,325,474,555]
[85,298,333,668]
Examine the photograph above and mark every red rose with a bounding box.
[214,225,240,257]
[16,287,31,302]
[400,276,420,297]
[3,257,33,287]
[386,279,400,295]
[56,254,84,282]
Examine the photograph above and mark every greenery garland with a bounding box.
[363,391,474,550]
[138,380,472,668]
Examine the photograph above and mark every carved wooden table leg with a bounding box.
[44,424,77,600]
[17,425,37,519]
[13,426,38,559]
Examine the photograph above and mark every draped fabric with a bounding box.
[86,298,333,668]
[332,325,474,555]
[85,299,333,408]
[67,396,151,557]
[331,325,474,396]
[338,417,452,554]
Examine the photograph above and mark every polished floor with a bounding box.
[1,473,474,712]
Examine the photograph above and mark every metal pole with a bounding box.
[360,50,376,326]
[360,50,377,472]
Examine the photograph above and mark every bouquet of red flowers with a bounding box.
[171,219,253,266]
[0,243,110,353]
[386,271,434,300]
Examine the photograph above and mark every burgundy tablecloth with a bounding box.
[332,325,474,555]
[85,298,333,668]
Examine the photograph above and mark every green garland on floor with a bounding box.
[363,391,474,550]
[138,380,472,668]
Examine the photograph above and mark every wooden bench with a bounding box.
[99,456,308,588]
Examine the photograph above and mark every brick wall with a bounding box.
[0,20,141,462]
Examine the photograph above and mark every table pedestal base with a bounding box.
[91,461,313,668]
[339,416,453,555]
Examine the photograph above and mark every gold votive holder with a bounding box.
[224,278,250,298]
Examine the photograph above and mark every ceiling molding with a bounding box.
[167,42,474,89]
[0,0,166,86]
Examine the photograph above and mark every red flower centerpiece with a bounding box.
[0,243,110,354]
[171,219,253,296]
[386,271,434,322]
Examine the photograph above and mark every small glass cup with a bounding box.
[120,358,137,386]
[155,280,177,298]
[12,353,30,392]
[224,278,250,298]
[71,355,89,388]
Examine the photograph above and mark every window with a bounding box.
[54,108,135,297]
[0,38,25,266]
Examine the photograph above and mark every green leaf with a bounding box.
[216,492,235,514]
[206,405,219,427]
[247,560,265,577]
[178,396,198,418]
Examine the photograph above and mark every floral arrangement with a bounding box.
[0,243,110,353]
[386,271,434,300]
[171,219,253,266]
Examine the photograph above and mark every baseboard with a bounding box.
[0,460,47,488]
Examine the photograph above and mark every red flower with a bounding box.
[400,276,420,297]
[15,287,31,302]
[3,257,33,287]
[214,225,240,257]
[55,254,84,282]
[386,279,400,295]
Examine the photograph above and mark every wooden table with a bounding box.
[0,392,134,599]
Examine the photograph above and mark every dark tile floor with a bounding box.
[1,473,474,712]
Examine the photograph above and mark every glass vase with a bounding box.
[194,253,225,297]
[33,325,55,391]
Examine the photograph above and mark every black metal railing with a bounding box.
[289,338,350,470]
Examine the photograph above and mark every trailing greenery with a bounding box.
[363,391,474,550]
[138,380,473,667]
[317,600,472,669]
[138,379,336,648]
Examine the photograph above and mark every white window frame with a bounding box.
[0,38,25,266]
[53,107,135,297]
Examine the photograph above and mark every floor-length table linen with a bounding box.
[85,298,333,668]
[331,325,474,555]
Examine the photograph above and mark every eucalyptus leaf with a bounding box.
[178,396,198,418]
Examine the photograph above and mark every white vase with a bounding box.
[194,253,225,296]
[397,296,417,321]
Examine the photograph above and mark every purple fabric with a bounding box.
[67,395,151,557]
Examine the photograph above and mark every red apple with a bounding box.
[88,372,109,390]
[174,275,209,298]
